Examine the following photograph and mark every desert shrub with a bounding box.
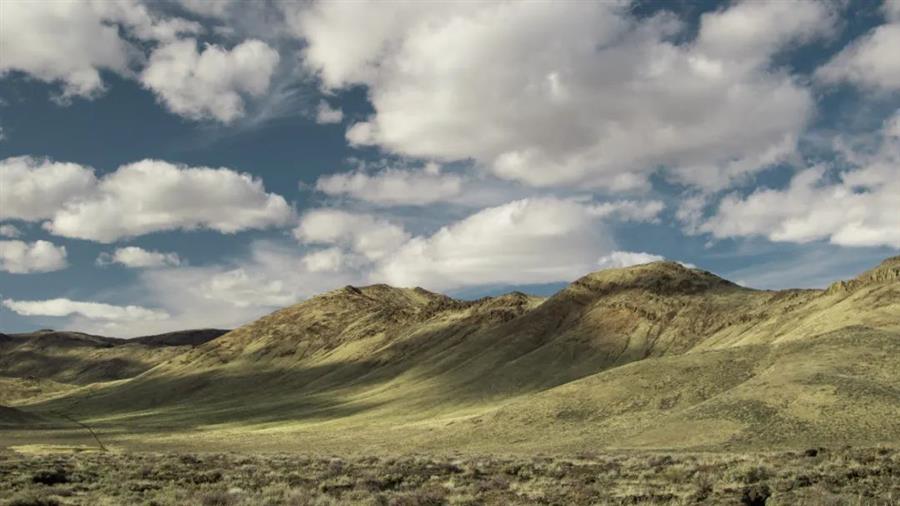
[30,469,69,486]
[6,491,62,506]
[196,489,237,506]
[740,483,770,506]
[319,475,354,494]
[327,459,345,476]
[191,470,224,484]
[689,475,714,502]
[727,464,772,484]
[388,486,448,506]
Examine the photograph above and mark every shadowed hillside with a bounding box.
[1,258,898,453]
[0,329,228,404]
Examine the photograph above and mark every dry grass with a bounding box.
[1,447,898,506]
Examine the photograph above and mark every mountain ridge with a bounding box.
[1,257,898,453]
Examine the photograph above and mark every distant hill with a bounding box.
[2,257,898,453]
[0,328,228,386]
[130,328,229,347]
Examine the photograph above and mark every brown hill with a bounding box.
[2,258,898,453]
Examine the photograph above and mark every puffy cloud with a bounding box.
[21,158,293,242]
[701,167,900,248]
[293,209,410,261]
[700,113,900,248]
[203,268,298,308]
[2,156,291,242]
[315,163,463,206]
[0,156,97,221]
[0,0,198,100]
[141,38,280,122]
[97,246,182,268]
[694,0,835,66]
[2,297,167,321]
[91,1,202,42]
[588,200,665,223]
[302,247,355,273]
[817,13,900,91]
[596,251,666,269]
[315,100,344,124]
[294,196,666,290]
[374,198,614,290]
[0,240,68,274]
[295,1,832,190]
[596,250,695,270]
[0,225,22,238]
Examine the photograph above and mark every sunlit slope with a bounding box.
[467,325,900,451]
[10,257,900,451]
[698,256,900,348]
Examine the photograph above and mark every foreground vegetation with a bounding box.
[1,447,898,505]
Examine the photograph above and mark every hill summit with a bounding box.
[564,260,740,297]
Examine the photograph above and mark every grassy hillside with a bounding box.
[1,257,898,453]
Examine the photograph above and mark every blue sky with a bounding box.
[0,0,898,336]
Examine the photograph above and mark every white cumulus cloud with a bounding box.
[0,240,68,274]
[596,251,666,270]
[203,268,298,308]
[700,113,900,248]
[293,196,668,290]
[3,158,293,243]
[0,156,97,221]
[588,200,665,223]
[596,251,695,270]
[97,246,182,268]
[2,157,292,242]
[817,2,900,91]
[373,198,614,290]
[293,209,410,261]
[141,38,280,123]
[302,247,356,273]
[315,163,463,206]
[295,0,833,191]
[0,0,199,100]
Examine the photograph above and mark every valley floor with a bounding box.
[0,447,898,506]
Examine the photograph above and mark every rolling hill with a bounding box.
[1,257,898,453]
[0,328,227,386]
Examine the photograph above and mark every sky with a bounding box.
[0,0,898,337]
